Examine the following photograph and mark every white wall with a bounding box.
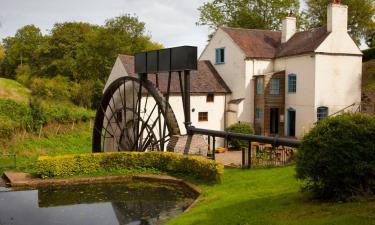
[200,29,246,100]
[275,54,316,137]
[314,54,362,118]
[169,94,227,146]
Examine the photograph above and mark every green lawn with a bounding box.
[168,166,375,225]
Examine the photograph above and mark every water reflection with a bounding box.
[0,181,198,225]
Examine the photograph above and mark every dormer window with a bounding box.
[215,48,225,64]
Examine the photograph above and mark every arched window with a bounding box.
[317,106,328,121]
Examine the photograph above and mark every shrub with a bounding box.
[225,122,254,149]
[43,102,95,123]
[37,152,223,182]
[30,76,78,101]
[15,64,32,86]
[29,98,47,130]
[0,115,17,138]
[296,113,375,201]
[0,99,32,130]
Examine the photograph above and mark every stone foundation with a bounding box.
[167,135,208,156]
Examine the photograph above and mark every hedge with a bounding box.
[37,152,224,182]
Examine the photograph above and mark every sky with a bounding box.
[0,0,307,55]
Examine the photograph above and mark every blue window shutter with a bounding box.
[215,48,225,64]
[288,74,297,93]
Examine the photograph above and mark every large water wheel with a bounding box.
[92,76,180,152]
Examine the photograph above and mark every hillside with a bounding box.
[0,78,30,103]
[362,60,375,114]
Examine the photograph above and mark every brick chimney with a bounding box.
[327,1,348,33]
[281,11,296,43]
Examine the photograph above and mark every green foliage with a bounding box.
[43,102,94,123]
[296,113,375,201]
[225,123,255,149]
[0,98,94,139]
[15,64,32,85]
[305,0,375,45]
[29,98,47,130]
[90,79,104,109]
[363,48,375,62]
[197,0,300,32]
[29,76,79,101]
[36,152,224,182]
[0,115,17,139]
[363,59,375,92]
[1,25,46,78]
[0,99,32,130]
[0,43,4,61]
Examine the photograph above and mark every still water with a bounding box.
[0,181,198,225]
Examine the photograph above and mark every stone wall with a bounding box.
[167,135,208,156]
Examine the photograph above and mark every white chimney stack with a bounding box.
[327,2,348,33]
[281,16,296,43]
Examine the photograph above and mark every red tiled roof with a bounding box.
[117,55,231,94]
[276,27,329,57]
[220,26,330,58]
[221,27,281,58]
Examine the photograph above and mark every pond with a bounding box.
[0,180,198,225]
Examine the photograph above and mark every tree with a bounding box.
[305,0,375,45]
[1,25,45,77]
[197,0,300,32]
[0,43,4,61]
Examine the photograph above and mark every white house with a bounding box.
[104,1,362,144]
[200,1,362,138]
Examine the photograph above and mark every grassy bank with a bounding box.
[0,122,92,175]
[168,166,375,225]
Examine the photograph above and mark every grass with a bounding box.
[168,166,375,225]
[0,121,92,175]
[0,78,30,103]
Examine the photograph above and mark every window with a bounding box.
[288,74,297,93]
[256,78,263,95]
[206,93,214,102]
[198,112,208,122]
[270,78,280,95]
[255,108,263,119]
[317,106,328,121]
[215,48,225,64]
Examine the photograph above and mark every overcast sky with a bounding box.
[0,0,306,55]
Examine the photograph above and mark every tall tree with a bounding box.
[305,0,375,45]
[2,25,45,77]
[197,0,300,31]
